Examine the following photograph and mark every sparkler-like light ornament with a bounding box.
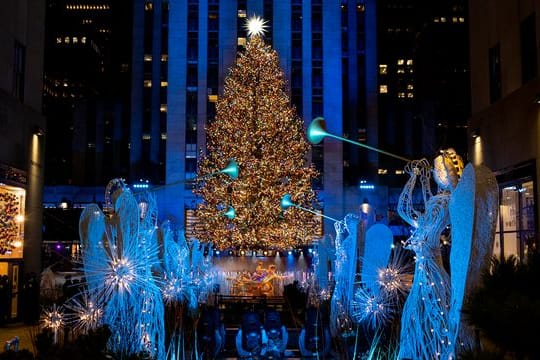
[107,257,136,293]
[352,287,393,330]
[41,304,65,344]
[376,246,413,300]
[65,296,103,334]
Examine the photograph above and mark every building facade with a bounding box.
[0,0,46,320]
[131,0,380,231]
[376,0,470,188]
[43,0,132,186]
[469,0,540,259]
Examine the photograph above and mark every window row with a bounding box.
[56,36,87,44]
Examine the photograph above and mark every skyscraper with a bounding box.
[43,0,132,186]
[131,0,377,230]
[375,0,470,190]
[0,0,46,321]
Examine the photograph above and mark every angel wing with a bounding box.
[447,163,498,356]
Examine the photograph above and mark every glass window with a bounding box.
[379,85,388,93]
[489,43,502,103]
[520,12,537,83]
[495,180,536,259]
[12,41,25,100]
[0,185,25,259]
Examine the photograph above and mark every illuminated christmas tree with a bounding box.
[194,21,319,250]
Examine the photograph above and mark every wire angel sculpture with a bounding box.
[397,149,498,359]
[79,179,165,358]
[329,213,360,337]
[397,157,454,359]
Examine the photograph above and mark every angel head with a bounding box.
[432,148,464,191]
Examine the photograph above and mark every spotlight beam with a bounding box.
[308,117,411,162]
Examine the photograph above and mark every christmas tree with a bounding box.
[194,25,319,250]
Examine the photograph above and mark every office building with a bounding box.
[0,0,46,320]
[131,0,378,230]
[469,0,539,259]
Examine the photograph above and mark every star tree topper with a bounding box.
[245,15,268,37]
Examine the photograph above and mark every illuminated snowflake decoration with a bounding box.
[352,287,393,330]
[245,15,268,37]
[65,296,103,334]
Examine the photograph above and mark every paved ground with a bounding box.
[0,323,36,354]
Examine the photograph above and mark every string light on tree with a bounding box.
[195,17,319,250]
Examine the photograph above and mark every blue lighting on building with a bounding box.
[132,179,150,189]
[359,180,375,190]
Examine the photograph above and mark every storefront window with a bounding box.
[494,180,536,259]
[0,185,25,259]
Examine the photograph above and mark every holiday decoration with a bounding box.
[397,158,453,359]
[396,150,498,359]
[444,163,498,358]
[0,187,24,255]
[41,304,65,344]
[79,179,165,358]
[329,214,360,337]
[64,295,104,335]
[194,31,319,250]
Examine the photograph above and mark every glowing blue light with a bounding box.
[133,183,150,189]
[307,117,328,144]
[280,194,294,210]
[220,159,240,180]
[359,184,375,190]
[287,250,293,256]
[224,206,235,219]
